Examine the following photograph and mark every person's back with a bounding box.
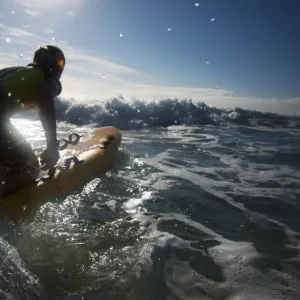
[0,45,65,198]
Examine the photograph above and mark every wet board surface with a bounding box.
[0,126,122,219]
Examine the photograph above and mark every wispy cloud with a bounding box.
[41,27,55,35]
[60,77,300,115]
[15,0,83,12]
[24,9,40,16]
[67,53,140,76]
[0,22,299,115]
[5,28,35,38]
[66,64,137,85]
[15,1,32,8]
[67,11,75,17]
[22,24,32,29]
[0,23,36,37]
[0,23,39,49]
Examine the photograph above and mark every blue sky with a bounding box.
[0,0,299,114]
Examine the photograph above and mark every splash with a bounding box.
[17,97,300,130]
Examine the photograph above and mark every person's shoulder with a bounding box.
[23,64,43,75]
[12,65,45,80]
[0,66,27,78]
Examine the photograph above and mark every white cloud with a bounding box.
[0,24,60,49]
[0,23,299,116]
[41,27,55,35]
[67,52,140,76]
[16,0,83,11]
[7,28,35,38]
[24,9,40,16]
[0,23,35,37]
[16,1,32,7]
[66,64,134,85]
[67,10,75,17]
[59,71,300,115]
[0,27,41,50]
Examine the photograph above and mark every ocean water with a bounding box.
[0,97,300,300]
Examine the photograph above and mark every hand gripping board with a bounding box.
[0,126,122,218]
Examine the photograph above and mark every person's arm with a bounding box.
[36,79,62,149]
[39,96,58,149]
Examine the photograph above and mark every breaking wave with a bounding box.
[20,97,300,130]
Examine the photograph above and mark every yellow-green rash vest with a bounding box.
[1,66,45,106]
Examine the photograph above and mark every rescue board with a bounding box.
[0,126,122,218]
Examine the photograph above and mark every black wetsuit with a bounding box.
[0,64,62,197]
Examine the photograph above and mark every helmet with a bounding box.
[33,45,65,79]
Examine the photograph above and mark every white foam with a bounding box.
[150,232,300,300]
[123,191,152,214]
[208,241,299,300]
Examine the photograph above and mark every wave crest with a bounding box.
[19,97,300,129]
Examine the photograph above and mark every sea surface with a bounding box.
[0,98,300,300]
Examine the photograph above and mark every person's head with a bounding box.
[33,45,65,80]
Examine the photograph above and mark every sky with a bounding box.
[0,0,300,114]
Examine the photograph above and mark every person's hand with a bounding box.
[40,147,60,170]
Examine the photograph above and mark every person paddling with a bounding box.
[0,45,65,197]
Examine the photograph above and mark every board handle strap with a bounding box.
[38,156,84,182]
[58,133,84,150]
